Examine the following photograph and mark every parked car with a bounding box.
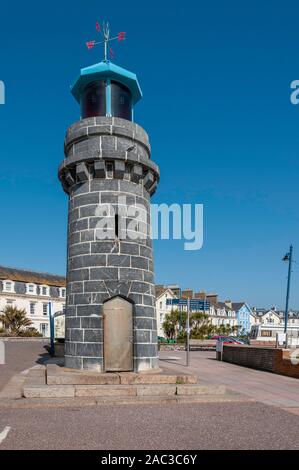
[229,336,246,344]
[210,335,243,345]
[158,336,167,343]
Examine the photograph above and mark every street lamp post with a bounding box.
[186,298,190,366]
[282,245,293,347]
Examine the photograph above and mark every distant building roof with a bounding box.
[155,285,178,300]
[231,302,246,312]
[216,302,227,309]
[155,286,168,299]
[0,265,66,288]
[254,308,299,319]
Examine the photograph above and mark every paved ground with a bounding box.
[160,350,299,409]
[0,341,299,450]
[1,402,299,450]
[0,340,49,391]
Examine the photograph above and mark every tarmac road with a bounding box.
[1,401,299,450]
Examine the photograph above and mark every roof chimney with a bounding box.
[181,289,193,299]
[194,291,206,299]
[206,293,218,307]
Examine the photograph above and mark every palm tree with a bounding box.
[163,309,216,340]
[0,306,32,335]
[190,311,215,339]
[163,309,183,339]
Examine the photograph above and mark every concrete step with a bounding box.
[23,377,226,399]
[2,392,253,409]
[23,366,226,400]
[46,364,197,386]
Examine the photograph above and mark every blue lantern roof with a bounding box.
[71,61,142,105]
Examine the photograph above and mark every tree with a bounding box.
[163,309,217,340]
[0,306,33,335]
[162,309,184,339]
[190,311,215,339]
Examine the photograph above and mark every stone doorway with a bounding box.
[103,296,134,372]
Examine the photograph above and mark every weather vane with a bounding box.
[86,20,126,62]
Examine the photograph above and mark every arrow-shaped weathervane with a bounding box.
[86,20,126,62]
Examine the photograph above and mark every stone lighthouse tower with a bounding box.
[58,51,160,373]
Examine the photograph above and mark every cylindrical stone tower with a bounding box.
[58,60,160,372]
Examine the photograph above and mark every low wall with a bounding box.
[159,344,185,351]
[249,340,276,347]
[0,337,49,342]
[222,344,299,379]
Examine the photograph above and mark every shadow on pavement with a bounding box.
[36,344,51,365]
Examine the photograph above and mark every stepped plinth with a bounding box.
[22,365,227,402]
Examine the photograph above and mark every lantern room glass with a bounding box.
[111,81,132,121]
[80,80,132,121]
[81,80,106,119]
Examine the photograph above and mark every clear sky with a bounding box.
[0,0,298,309]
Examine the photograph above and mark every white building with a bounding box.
[209,302,238,331]
[252,308,299,327]
[155,287,239,337]
[249,308,299,346]
[260,309,281,325]
[0,265,66,337]
[155,287,178,337]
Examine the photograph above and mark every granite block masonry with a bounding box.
[58,61,160,373]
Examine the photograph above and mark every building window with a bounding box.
[43,303,48,316]
[160,302,162,309]
[40,285,49,296]
[26,283,36,295]
[62,304,66,314]
[2,280,14,293]
[39,323,48,337]
[30,303,36,315]
[6,299,14,306]
[59,288,66,298]
[261,330,272,337]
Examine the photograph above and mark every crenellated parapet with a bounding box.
[58,117,159,196]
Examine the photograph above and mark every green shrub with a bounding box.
[19,329,42,337]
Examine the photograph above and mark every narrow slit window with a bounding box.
[106,162,113,178]
[115,213,119,238]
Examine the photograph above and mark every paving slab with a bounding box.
[119,372,178,384]
[75,385,137,397]
[24,375,46,387]
[160,350,299,410]
[47,373,120,385]
[136,385,177,396]
[23,385,75,398]
[176,384,226,395]
[176,374,197,384]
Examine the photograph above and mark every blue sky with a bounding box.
[0,0,298,308]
